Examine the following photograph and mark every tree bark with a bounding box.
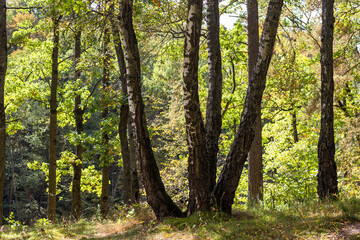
[110,14,139,205]
[71,30,82,221]
[247,0,263,205]
[48,16,61,222]
[183,0,211,214]
[317,0,338,200]
[0,0,7,226]
[205,0,223,192]
[100,27,111,219]
[117,0,182,219]
[291,109,298,143]
[213,0,283,214]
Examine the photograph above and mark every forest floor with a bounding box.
[1,198,360,240]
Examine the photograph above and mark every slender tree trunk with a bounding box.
[128,125,139,203]
[247,0,263,205]
[100,27,111,219]
[291,109,298,143]
[317,0,338,199]
[71,30,82,221]
[118,0,182,219]
[205,0,223,192]
[48,16,61,222]
[183,0,211,214]
[110,15,139,205]
[213,0,283,214]
[0,0,7,226]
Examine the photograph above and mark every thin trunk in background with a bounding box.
[183,0,211,214]
[317,0,338,199]
[118,0,182,219]
[213,0,283,214]
[247,0,263,205]
[100,27,111,218]
[48,16,61,222]
[0,0,7,226]
[205,0,223,192]
[71,30,83,221]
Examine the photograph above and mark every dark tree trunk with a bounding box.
[247,0,263,205]
[100,27,111,219]
[71,30,82,221]
[183,0,211,214]
[317,0,338,200]
[117,0,182,219]
[48,16,61,222]
[110,15,139,205]
[213,0,283,214]
[0,0,7,226]
[205,0,223,192]
[291,109,298,143]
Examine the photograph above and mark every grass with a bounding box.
[1,198,360,239]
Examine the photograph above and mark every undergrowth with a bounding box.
[1,198,359,239]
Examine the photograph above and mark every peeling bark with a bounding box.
[183,0,212,214]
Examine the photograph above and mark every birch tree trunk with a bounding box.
[118,0,182,219]
[213,0,283,214]
[183,0,211,214]
[110,15,139,205]
[317,0,338,199]
[205,0,223,192]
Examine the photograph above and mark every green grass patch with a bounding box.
[1,198,360,239]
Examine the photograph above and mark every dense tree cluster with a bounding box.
[0,0,358,225]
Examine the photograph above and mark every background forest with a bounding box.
[0,0,359,231]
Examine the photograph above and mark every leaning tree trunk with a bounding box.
[213,0,283,214]
[247,0,263,205]
[117,0,182,219]
[110,14,139,205]
[48,16,61,222]
[71,30,83,221]
[183,0,211,214]
[0,0,7,226]
[317,0,338,200]
[100,27,111,219]
[205,0,223,192]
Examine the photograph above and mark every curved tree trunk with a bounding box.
[183,0,211,214]
[48,16,61,222]
[247,0,263,205]
[117,0,182,219]
[213,0,283,214]
[317,0,338,199]
[205,0,223,192]
[0,0,7,226]
[71,30,83,221]
[100,27,111,219]
[110,14,139,205]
